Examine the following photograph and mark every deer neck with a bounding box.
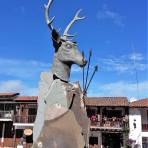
[51,56,71,82]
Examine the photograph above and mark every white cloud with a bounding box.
[97,4,125,27]
[99,53,148,73]
[129,53,144,61]
[0,80,38,96]
[88,80,148,99]
[0,58,50,79]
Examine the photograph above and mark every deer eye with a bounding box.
[66,43,72,49]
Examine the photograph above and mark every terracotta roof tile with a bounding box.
[15,96,38,101]
[130,98,148,107]
[85,97,128,106]
[0,93,19,97]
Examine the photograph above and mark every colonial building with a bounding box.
[129,98,148,148]
[0,93,37,148]
[85,97,129,148]
[0,92,147,148]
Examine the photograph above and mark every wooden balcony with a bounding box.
[13,115,36,124]
[90,116,128,131]
[142,124,148,132]
[0,111,13,121]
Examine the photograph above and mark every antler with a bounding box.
[63,9,86,40]
[44,0,55,30]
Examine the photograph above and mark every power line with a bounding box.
[131,43,140,99]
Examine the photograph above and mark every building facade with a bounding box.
[129,98,148,148]
[0,93,37,148]
[0,92,147,148]
[85,97,129,148]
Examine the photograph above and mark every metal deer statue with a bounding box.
[33,0,89,148]
[45,0,87,82]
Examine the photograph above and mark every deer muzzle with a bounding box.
[80,59,87,67]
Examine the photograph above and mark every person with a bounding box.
[91,115,97,122]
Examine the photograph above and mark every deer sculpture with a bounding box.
[33,0,89,148]
[45,0,87,82]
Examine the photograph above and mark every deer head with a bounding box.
[44,0,87,82]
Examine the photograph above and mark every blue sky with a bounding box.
[0,0,147,100]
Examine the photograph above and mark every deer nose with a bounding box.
[82,59,87,67]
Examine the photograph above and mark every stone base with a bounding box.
[33,110,84,148]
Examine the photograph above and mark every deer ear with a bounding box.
[52,29,61,52]
[52,29,61,43]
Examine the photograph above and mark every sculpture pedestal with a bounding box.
[33,110,84,148]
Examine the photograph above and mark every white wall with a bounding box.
[129,108,142,147]
[142,132,148,137]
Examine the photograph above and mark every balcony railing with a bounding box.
[13,115,36,123]
[90,116,128,129]
[142,124,148,131]
[0,111,13,119]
